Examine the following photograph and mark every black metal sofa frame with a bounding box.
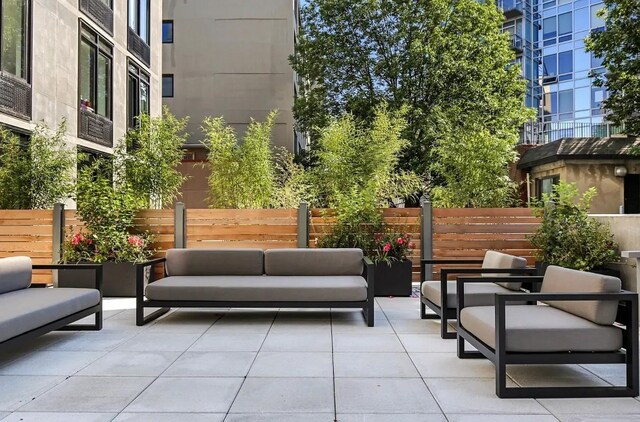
[420,258,536,339]
[135,256,376,327]
[456,275,639,398]
[0,263,103,353]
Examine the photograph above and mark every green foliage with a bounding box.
[117,107,189,208]
[0,121,75,209]
[586,1,640,136]
[528,182,619,271]
[291,0,533,176]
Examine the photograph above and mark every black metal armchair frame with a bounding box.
[135,257,376,327]
[0,263,103,352]
[456,275,639,398]
[420,258,536,339]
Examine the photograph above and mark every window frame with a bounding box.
[162,74,174,98]
[0,0,32,82]
[128,0,150,45]
[162,20,173,44]
[127,59,150,128]
[78,21,113,120]
[536,175,560,200]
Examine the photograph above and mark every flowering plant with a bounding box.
[371,231,414,265]
[62,228,155,264]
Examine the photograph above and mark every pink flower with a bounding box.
[128,235,145,248]
[408,242,415,249]
[71,233,84,246]
[383,242,391,252]
[397,237,404,245]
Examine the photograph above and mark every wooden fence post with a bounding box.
[174,202,186,248]
[421,199,433,280]
[52,203,65,287]
[297,202,309,248]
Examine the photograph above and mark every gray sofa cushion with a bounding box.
[165,249,264,276]
[265,248,363,276]
[422,280,521,308]
[0,256,32,295]
[145,275,368,302]
[482,251,528,291]
[0,288,100,343]
[460,305,622,352]
[541,265,621,325]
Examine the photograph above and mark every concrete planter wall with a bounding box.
[373,260,413,297]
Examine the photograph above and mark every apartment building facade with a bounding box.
[501,0,621,144]
[0,0,162,158]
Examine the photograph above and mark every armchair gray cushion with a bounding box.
[541,265,621,325]
[0,256,32,295]
[264,248,363,276]
[165,249,264,276]
[482,251,528,291]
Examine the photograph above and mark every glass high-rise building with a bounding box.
[500,0,622,144]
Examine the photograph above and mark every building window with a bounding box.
[536,176,560,200]
[162,74,173,97]
[79,25,112,118]
[128,0,150,44]
[128,61,150,128]
[1,0,30,81]
[162,20,173,43]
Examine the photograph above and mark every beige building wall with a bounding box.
[0,0,162,156]
[162,0,299,152]
[528,159,640,214]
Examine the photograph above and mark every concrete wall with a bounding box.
[0,0,162,154]
[162,0,298,151]
[529,159,640,214]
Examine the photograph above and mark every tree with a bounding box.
[586,0,640,136]
[0,128,30,209]
[291,0,532,175]
[117,107,189,208]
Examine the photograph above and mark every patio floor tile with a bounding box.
[334,352,419,378]
[410,352,495,378]
[20,376,154,412]
[537,397,640,414]
[508,365,611,388]
[554,415,640,422]
[124,377,243,413]
[398,334,457,353]
[248,352,333,377]
[0,376,64,411]
[425,379,550,414]
[1,412,116,421]
[333,333,404,353]
[447,415,559,422]
[0,351,104,376]
[115,333,202,352]
[337,414,447,422]
[77,351,181,377]
[163,351,256,377]
[113,413,225,421]
[387,319,443,334]
[581,363,628,386]
[225,413,335,421]
[229,377,334,414]
[331,319,394,334]
[188,333,266,352]
[261,332,332,352]
[42,332,136,352]
[334,378,441,414]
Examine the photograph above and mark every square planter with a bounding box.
[58,261,149,297]
[373,260,413,297]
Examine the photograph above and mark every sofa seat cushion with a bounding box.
[145,275,368,302]
[0,288,100,343]
[460,305,622,352]
[422,280,520,308]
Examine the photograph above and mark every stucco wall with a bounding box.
[591,215,640,292]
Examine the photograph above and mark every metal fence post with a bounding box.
[421,199,433,280]
[52,203,65,287]
[297,202,309,248]
[174,202,186,248]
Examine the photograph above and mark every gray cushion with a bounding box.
[145,275,368,302]
[165,249,264,276]
[264,248,363,276]
[460,305,623,352]
[482,251,528,291]
[541,265,621,325]
[0,256,32,295]
[422,280,520,308]
[0,288,101,343]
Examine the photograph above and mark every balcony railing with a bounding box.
[128,27,151,66]
[78,108,113,147]
[510,33,524,53]
[520,121,626,145]
[0,71,32,120]
[499,0,525,19]
[80,0,114,35]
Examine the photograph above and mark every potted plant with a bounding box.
[371,231,415,297]
[528,181,619,276]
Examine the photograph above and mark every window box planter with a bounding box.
[58,261,150,297]
[373,260,413,297]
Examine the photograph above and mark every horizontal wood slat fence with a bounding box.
[0,203,541,286]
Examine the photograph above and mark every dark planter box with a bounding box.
[373,260,413,297]
[535,261,621,279]
[58,261,149,297]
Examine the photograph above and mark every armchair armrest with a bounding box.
[33,263,103,292]
[135,257,166,270]
[421,259,483,265]
[135,257,167,304]
[456,275,544,311]
[363,257,375,301]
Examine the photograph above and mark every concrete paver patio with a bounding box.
[0,296,639,421]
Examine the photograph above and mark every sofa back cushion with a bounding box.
[265,248,363,276]
[0,256,32,294]
[165,249,264,276]
[541,265,621,325]
[482,251,528,291]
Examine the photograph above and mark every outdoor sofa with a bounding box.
[135,248,375,326]
[0,256,103,352]
[457,265,639,398]
[420,251,536,338]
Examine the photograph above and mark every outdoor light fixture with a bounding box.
[614,166,628,177]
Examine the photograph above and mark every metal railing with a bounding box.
[520,120,626,145]
[0,71,31,120]
[80,0,114,35]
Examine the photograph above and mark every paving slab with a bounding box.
[113,413,225,421]
[333,333,404,353]
[0,351,104,376]
[334,352,419,378]
[0,376,64,411]
[261,332,332,352]
[225,414,334,422]
[447,415,559,422]
[115,332,202,352]
[537,397,640,415]
[189,333,266,352]
[337,414,447,422]
[78,351,181,377]
[1,412,116,421]
[248,352,333,377]
[410,352,495,379]
[163,351,256,377]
